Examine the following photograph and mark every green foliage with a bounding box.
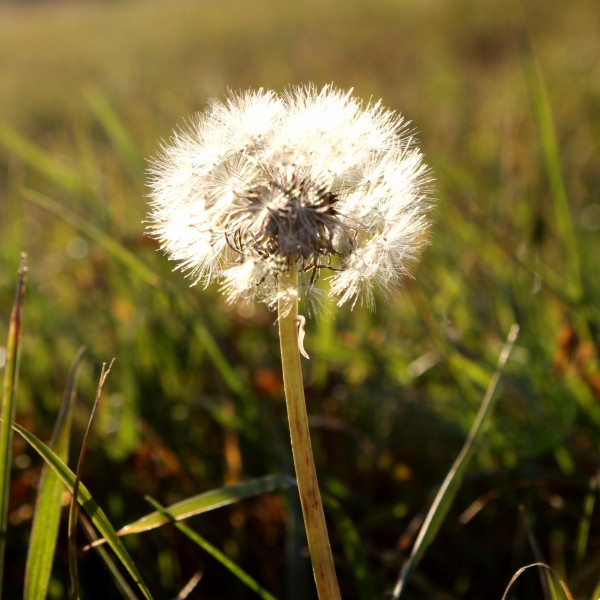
[393,326,520,598]
[145,496,278,600]
[0,0,599,598]
[0,257,26,600]
[7,418,154,599]
[114,474,294,540]
[24,348,84,600]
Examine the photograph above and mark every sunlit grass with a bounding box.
[1,0,599,597]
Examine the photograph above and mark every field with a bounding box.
[1,0,600,598]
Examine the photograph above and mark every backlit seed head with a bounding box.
[147,84,433,310]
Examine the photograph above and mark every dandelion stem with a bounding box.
[278,263,341,600]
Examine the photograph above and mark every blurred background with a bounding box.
[1,0,599,598]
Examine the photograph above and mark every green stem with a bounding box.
[278,264,341,600]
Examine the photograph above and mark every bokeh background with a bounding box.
[1,0,599,598]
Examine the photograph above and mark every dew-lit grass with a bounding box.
[1,0,599,598]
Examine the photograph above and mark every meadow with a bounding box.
[1,0,599,598]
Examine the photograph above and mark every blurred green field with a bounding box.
[1,0,600,598]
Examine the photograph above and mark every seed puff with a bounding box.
[148,84,433,310]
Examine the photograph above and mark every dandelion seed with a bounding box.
[147,84,433,311]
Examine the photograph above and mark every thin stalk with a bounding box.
[277,263,341,600]
[0,254,27,599]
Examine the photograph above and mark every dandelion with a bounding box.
[148,84,432,312]
[147,84,433,600]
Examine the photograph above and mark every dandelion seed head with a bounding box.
[147,84,433,309]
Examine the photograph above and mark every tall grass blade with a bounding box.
[0,127,90,196]
[0,419,154,600]
[0,254,27,599]
[575,471,599,564]
[392,324,520,599]
[21,188,250,397]
[324,495,376,600]
[145,496,277,600]
[79,512,139,600]
[24,346,86,600]
[68,359,114,600]
[22,188,267,442]
[520,505,553,597]
[22,187,161,288]
[85,88,145,177]
[513,2,582,301]
[86,474,294,546]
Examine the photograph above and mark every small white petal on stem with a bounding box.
[296,315,310,359]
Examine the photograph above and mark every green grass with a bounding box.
[1,0,599,598]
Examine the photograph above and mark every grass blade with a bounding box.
[592,577,600,600]
[21,187,273,447]
[85,87,145,177]
[145,496,277,600]
[24,346,86,600]
[173,571,204,599]
[21,188,249,397]
[87,474,294,545]
[68,359,114,600]
[21,187,161,289]
[575,474,598,564]
[79,512,139,600]
[324,495,376,600]
[501,563,574,600]
[0,418,154,600]
[0,254,27,598]
[512,2,582,301]
[392,324,520,598]
[0,127,90,196]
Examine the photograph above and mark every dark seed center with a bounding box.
[228,175,351,273]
